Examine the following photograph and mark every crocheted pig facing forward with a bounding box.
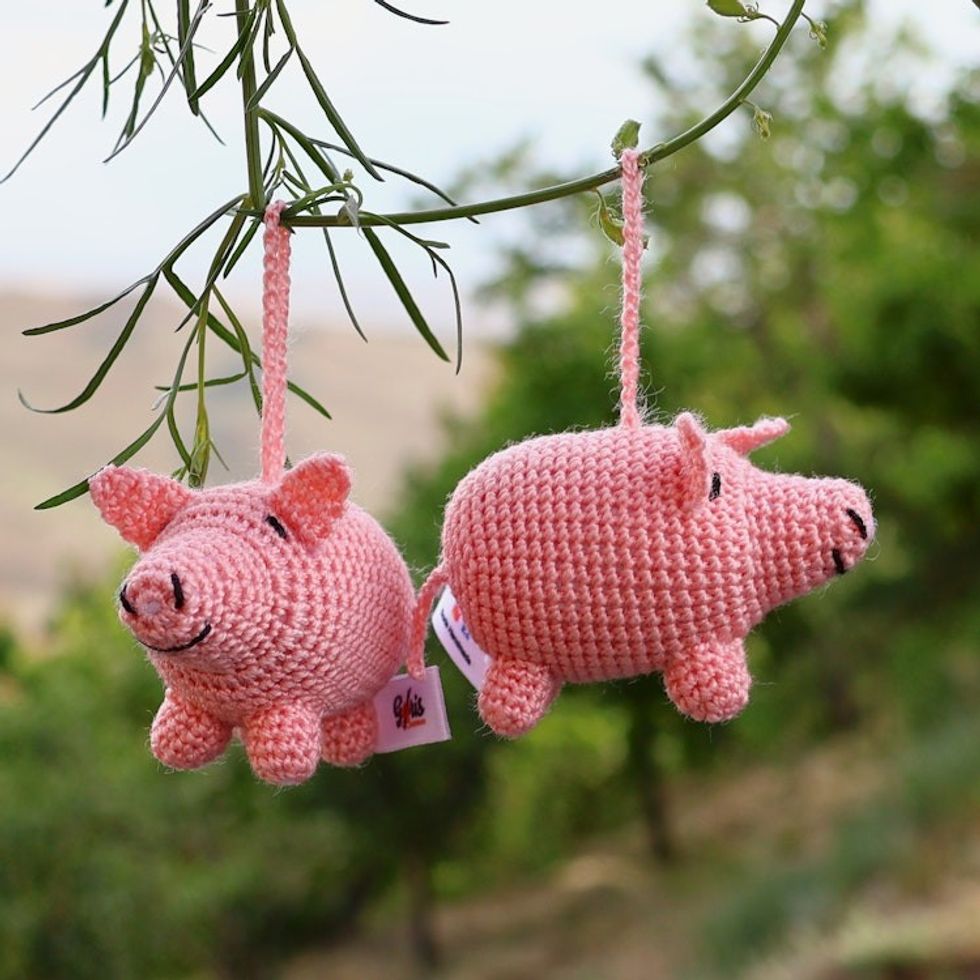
[90,453,413,785]
[429,414,874,738]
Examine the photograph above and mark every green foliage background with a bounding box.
[1,6,977,978]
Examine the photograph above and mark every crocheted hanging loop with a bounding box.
[90,201,416,785]
[411,148,876,738]
[260,200,292,484]
[617,147,645,431]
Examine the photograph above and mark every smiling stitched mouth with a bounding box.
[143,622,213,653]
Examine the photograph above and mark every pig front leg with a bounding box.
[151,689,232,770]
[664,638,751,723]
[478,656,562,738]
[242,703,321,785]
[321,701,377,767]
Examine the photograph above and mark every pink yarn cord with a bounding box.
[618,148,645,430]
[407,564,448,680]
[261,201,292,484]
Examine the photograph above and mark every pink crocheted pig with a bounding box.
[90,453,414,784]
[412,414,874,737]
[409,151,875,738]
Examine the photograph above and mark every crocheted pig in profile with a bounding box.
[410,414,874,738]
[91,455,414,784]
[408,150,874,738]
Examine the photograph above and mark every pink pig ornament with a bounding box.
[408,150,875,738]
[90,204,414,785]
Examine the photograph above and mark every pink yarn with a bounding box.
[411,155,876,738]
[91,202,414,784]
[618,148,644,431]
[261,201,291,484]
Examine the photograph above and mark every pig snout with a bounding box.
[120,563,212,654]
[827,481,875,577]
[751,472,875,614]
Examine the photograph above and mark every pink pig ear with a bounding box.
[269,453,352,546]
[675,412,710,511]
[89,466,193,551]
[717,417,790,455]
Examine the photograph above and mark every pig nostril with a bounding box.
[171,572,185,610]
[120,585,136,616]
[832,548,847,576]
[845,508,868,541]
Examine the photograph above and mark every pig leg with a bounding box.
[663,638,751,723]
[242,703,321,785]
[478,656,562,738]
[151,689,232,770]
[321,701,377,767]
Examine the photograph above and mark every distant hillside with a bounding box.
[1,288,494,633]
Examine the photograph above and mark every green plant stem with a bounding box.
[283,0,804,229]
[237,0,265,208]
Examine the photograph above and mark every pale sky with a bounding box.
[0,0,976,331]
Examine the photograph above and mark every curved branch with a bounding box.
[284,0,805,229]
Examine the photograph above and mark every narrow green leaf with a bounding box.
[286,381,332,420]
[101,51,111,117]
[261,110,339,179]
[33,411,166,509]
[107,0,210,161]
[212,286,262,413]
[19,275,159,414]
[363,214,462,370]
[31,65,87,112]
[177,0,201,115]
[323,228,367,341]
[36,326,197,509]
[167,398,193,467]
[155,370,248,393]
[114,20,155,148]
[235,4,265,81]
[2,0,130,183]
[23,277,151,335]
[431,249,463,374]
[706,0,748,16]
[371,0,448,26]
[222,215,262,278]
[294,46,382,180]
[170,269,332,420]
[363,228,449,362]
[165,194,244,268]
[246,46,293,110]
[273,0,381,180]
[190,3,258,100]
[262,2,276,73]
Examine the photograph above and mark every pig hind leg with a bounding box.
[243,703,321,785]
[151,689,232,770]
[478,656,562,738]
[664,638,751,723]
[321,701,377,767]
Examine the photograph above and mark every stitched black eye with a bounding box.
[265,515,288,540]
[709,472,722,501]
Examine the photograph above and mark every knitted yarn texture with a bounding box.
[409,149,875,738]
[91,203,414,785]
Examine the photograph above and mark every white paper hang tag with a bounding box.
[373,665,452,754]
[432,585,491,691]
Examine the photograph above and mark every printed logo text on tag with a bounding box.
[373,666,452,754]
